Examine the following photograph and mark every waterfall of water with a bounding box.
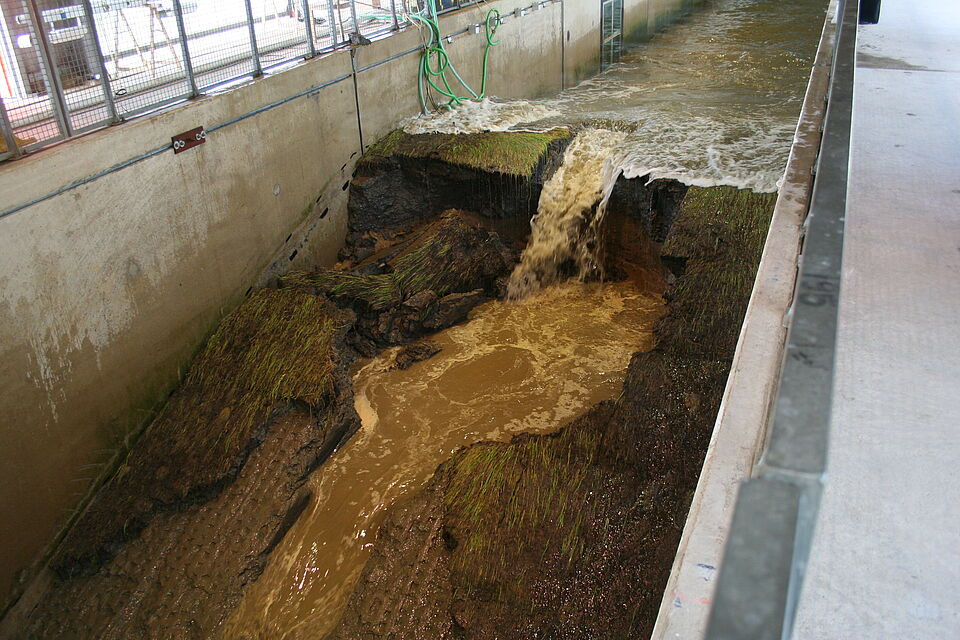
[506,128,626,299]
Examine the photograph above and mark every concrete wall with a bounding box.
[624,0,701,43]
[0,0,693,612]
[624,0,653,42]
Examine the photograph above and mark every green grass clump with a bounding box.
[361,129,572,177]
[283,213,504,312]
[308,271,402,311]
[443,424,603,587]
[657,186,775,359]
[55,287,339,573]
[175,287,336,461]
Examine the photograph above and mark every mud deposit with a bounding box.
[326,186,775,640]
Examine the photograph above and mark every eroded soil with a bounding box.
[326,186,775,640]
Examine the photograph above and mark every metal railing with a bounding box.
[599,0,622,70]
[704,0,857,638]
[0,0,497,160]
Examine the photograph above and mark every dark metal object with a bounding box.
[243,0,263,77]
[301,0,316,57]
[171,125,205,153]
[79,0,119,124]
[859,0,880,24]
[23,0,73,138]
[705,0,858,637]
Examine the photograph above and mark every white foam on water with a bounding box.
[402,98,562,134]
[610,114,799,193]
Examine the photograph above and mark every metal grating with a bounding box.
[600,0,622,70]
[0,0,410,157]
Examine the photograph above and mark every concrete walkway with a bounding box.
[794,1,960,637]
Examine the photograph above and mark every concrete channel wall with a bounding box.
[651,2,837,636]
[0,0,694,611]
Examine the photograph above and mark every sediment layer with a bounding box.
[344,129,573,258]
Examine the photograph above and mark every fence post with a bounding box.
[0,98,22,158]
[390,0,400,30]
[170,0,199,97]
[79,0,119,123]
[301,0,317,57]
[348,0,360,37]
[23,0,73,137]
[243,0,263,76]
[326,0,338,46]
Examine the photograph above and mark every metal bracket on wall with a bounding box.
[172,127,207,154]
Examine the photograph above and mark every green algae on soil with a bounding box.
[53,288,343,577]
[327,186,776,640]
[361,129,573,177]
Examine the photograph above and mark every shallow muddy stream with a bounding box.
[222,282,664,637]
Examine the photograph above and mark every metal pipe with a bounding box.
[301,0,317,56]
[348,0,360,38]
[79,0,119,123]
[243,0,263,76]
[23,0,73,137]
[170,0,199,97]
[349,48,363,149]
[326,0,338,47]
[0,98,22,159]
[1,72,353,220]
[389,0,400,30]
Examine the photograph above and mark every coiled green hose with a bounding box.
[410,1,501,113]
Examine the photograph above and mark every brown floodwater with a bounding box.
[220,280,664,638]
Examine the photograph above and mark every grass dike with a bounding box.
[326,186,776,640]
[344,129,573,261]
[16,289,361,638]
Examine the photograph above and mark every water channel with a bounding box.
[223,1,826,636]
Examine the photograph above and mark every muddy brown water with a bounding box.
[221,281,664,638]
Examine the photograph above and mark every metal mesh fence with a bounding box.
[95,0,192,116]
[600,0,623,70]
[0,0,413,158]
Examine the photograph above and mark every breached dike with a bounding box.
[3,123,771,640]
[326,186,776,640]
[6,127,687,638]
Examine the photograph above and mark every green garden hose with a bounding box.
[410,2,501,113]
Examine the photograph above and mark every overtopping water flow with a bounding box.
[506,129,625,299]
